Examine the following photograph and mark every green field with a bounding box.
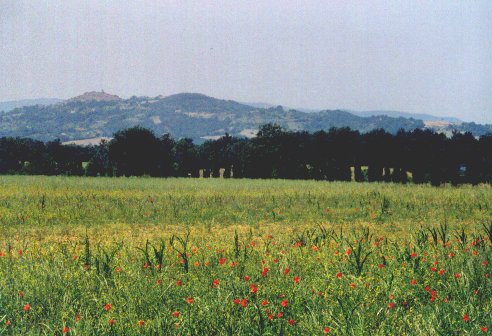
[0,176,491,335]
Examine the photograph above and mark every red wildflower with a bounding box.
[454,273,461,279]
[75,313,81,322]
[138,320,145,327]
[481,326,488,332]
[438,269,445,275]
[463,314,469,322]
[250,284,258,293]
[108,319,116,326]
[288,319,296,325]
[211,279,220,288]
[261,300,269,306]
[293,276,301,284]
[388,302,395,309]
[378,263,384,269]
[346,248,351,255]
[241,299,248,308]
[233,298,241,305]
[18,291,24,298]
[143,262,150,268]
[336,272,343,279]
[482,261,488,266]
[410,279,417,285]
[23,304,30,312]
[261,267,269,277]
[277,312,283,318]
[186,297,194,304]
[104,303,112,312]
[281,300,288,307]
[172,311,180,318]
[176,280,183,286]
[323,327,331,334]
[410,252,417,258]
[5,320,11,327]
[284,268,290,275]
[349,283,356,289]
[63,326,70,334]
[244,275,250,281]
[219,258,226,265]
[156,279,162,285]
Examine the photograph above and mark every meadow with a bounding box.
[0,176,491,335]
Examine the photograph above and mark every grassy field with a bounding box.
[0,176,491,335]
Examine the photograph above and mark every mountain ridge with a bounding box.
[0,92,490,142]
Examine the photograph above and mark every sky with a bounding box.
[1,1,491,123]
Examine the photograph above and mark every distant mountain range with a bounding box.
[243,102,462,123]
[0,92,490,143]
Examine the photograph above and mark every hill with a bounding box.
[0,92,489,142]
[0,98,63,112]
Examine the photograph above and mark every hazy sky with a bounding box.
[1,1,491,123]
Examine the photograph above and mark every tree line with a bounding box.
[0,124,490,185]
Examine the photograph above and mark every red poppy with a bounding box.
[281,300,288,307]
[410,279,417,285]
[481,326,488,332]
[288,319,296,325]
[277,312,283,318]
[156,279,162,285]
[5,320,11,327]
[378,263,384,269]
[219,258,226,265]
[336,272,343,279]
[250,284,258,293]
[268,314,273,320]
[185,297,194,304]
[346,248,351,256]
[244,275,250,281]
[261,300,269,306]
[18,291,24,298]
[176,280,182,286]
[349,283,356,289]
[108,319,116,326]
[241,299,248,308]
[172,311,180,318]
[293,276,301,284]
[23,304,30,312]
[63,326,70,334]
[261,268,269,277]
[410,252,417,258]
[211,279,220,288]
[75,313,81,322]
[138,320,145,327]
[388,302,395,309]
[438,269,445,276]
[233,298,241,305]
[463,314,469,322]
[454,273,461,279]
[284,268,290,275]
[323,327,331,334]
[104,303,112,312]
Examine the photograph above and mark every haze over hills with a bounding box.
[0,92,490,143]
